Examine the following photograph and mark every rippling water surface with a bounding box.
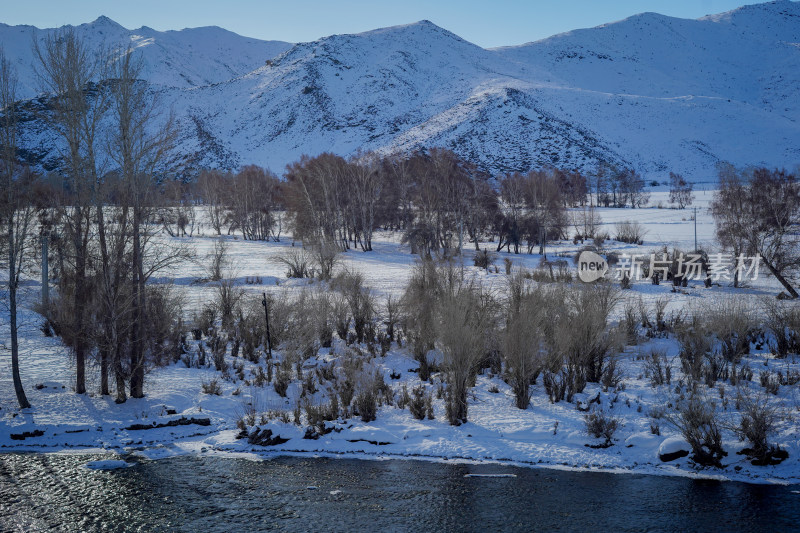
[1,453,798,532]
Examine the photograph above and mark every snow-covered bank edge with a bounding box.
[3,437,796,486]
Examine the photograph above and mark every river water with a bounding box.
[1,453,798,532]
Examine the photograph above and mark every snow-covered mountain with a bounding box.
[5,1,800,181]
[0,16,292,98]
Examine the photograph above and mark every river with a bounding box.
[1,453,798,532]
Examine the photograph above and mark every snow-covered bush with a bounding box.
[409,385,428,420]
[235,300,266,363]
[614,220,646,245]
[206,238,229,282]
[400,259,444,381]
[201,378,222,395]
[668,392,725,467]
[643,350,671,387]
[281,291,320,361]
[763,299,800,358]
[354,390,377,422]
[736,390,779,462]
[310,240,340,281]
[562,283,621,384]
[675,316,712,383]
[502,282,548,409]
[705,299,752,363]
[275,247,312,278]
[304,397,339,432]
[273,360,291,397]
[584,408,621,446]
[437,282,489,425]
[759,371,780,395]
[332,270,376,344]
[473,248,496,271]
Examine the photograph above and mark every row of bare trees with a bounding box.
[589,164,650,208]
[196,165,284,241]
[1,29,190,406]
[185,150,621,258]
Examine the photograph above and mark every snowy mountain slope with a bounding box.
[168,2,800,180]
[0,16,292,98]
[5,2,800,181]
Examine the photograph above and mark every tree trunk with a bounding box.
[74,208,87,395]
[99,348,110,396]
[761,253,799,298]
[9,222,30,409]
[130,207,145,398]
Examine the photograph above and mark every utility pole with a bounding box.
[458,218,463,254]
[693,207,697,253]
[261,292,273,360]
[539,225,547,258]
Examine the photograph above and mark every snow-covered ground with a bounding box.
[1,192,799,485]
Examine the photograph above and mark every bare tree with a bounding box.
[348,154,382,251]
[0,49,31,408]
[711,165,800,297]
[669,172,694,209]
[502,277,545,409]
[435,270,492,425]
[230,165,281,241]
[197,169,230,235]
[107,44,178,398]
[34,28,107,394]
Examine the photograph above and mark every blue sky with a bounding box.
[1,0,755,47]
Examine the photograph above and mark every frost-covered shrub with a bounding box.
[584,408,620,446]
[644,350,671,387]
[764,299,800,358]
[206,238,229,282]
[215,277,243,332]
[437,284,488,425]
[281,291,319,361]
[332,270,376,344]
[473,248,496,271]
[273,361,291,397]
[400,260,444,381]
[236,301,265,363]
[621,302,639,345]
[600,356,623,391]
[736,391,779,462]
[304,397,339,431]
[503,283,549,409]
[705,299,752,363]
[759,371,780,395]
[675,316,712,383]
[409,385,428,420]
[208,333,228,372]
[275,247,312,278]
[559,284,621,384]
[311,240,340,281]
[201,378,222,395]
[669,393,725,467]
[614,220,646,245]
[396,384,410,409]
[332,294,350,341]
[195,303,217,337]
[354,390,377,422]
[503,257,513,275]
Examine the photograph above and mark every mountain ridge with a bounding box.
[3,2,800,181]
